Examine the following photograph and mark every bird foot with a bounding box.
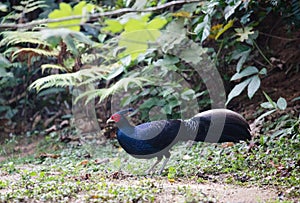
[145,168,164,176]
[145,168,154,176]
[157,168,164,175]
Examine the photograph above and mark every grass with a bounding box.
[0,116,299,202]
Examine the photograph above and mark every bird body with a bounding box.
[107,108,251,174]
[116,119,181,158]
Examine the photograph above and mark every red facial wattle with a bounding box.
[111,114,121,122]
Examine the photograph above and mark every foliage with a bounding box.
[102,13,168,60]
[19,0,298,117]
[0,1,62,131]
[48,1,95,31]
[226,66,266,105]
[256,92,288,122]
[0,28,96,130]
[1,0,48,23]
[190,0,266,104]
[0,0,298,128]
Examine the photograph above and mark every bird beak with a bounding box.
[106,118,115,124]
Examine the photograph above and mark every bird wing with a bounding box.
[135,120,181,147]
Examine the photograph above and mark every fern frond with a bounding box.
[75,88,108,104]
[77,67,111,81]
[6,0,47,23]
[13,48,58,58]
[292,0,300,20]
[21,0,48,12]
[29,74,73,92]
[0,31,50,47]
[5,13,22,21]
[75,77,152,104]
[12,5,24,12]
[25,4,48,14]
[73,65,116,86]
[41,64,71,74]
[29,68,109,92]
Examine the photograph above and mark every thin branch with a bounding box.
[0,0,202,30]
[252,39,273,67]
[259,32,300,41]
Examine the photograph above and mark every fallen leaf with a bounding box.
[60,120,69,128]
[182,155,192,160]
[45,125,57,133]
[37,153,60,159]
[94,158,110,165]
[168,178,175,183]
[78,160,89,166]
[222,142,234,148]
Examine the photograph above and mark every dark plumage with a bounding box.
[107,108,251,174]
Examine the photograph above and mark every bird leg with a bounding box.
[157,157,170,175]
[146,157,162,175]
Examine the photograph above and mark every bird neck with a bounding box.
[116,116,135,136]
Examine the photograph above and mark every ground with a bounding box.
[0,133,298,202]
[0,165,278,202]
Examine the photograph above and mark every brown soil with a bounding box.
[0,135,42,162]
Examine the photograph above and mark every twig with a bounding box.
[4,92,26,105]
[43,110,62,128]
[253,58,267,67]
[252,39,273,67]
[0,0,202,30]
[260,32,300,41]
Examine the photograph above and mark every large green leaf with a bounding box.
[224,0,242,20]
[102,19,124,33]
[231,48,251,72]
[247,75,260,99]
[147,18,168,29]
[194,15,211,43]
[277,97,287,110]
[48,1,94,31]
[117,16,167,60]
[226,78,251,105]
[231,66,258,81]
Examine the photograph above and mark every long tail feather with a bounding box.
[183,109,251,143]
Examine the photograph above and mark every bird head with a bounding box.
[106,108,134,124]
